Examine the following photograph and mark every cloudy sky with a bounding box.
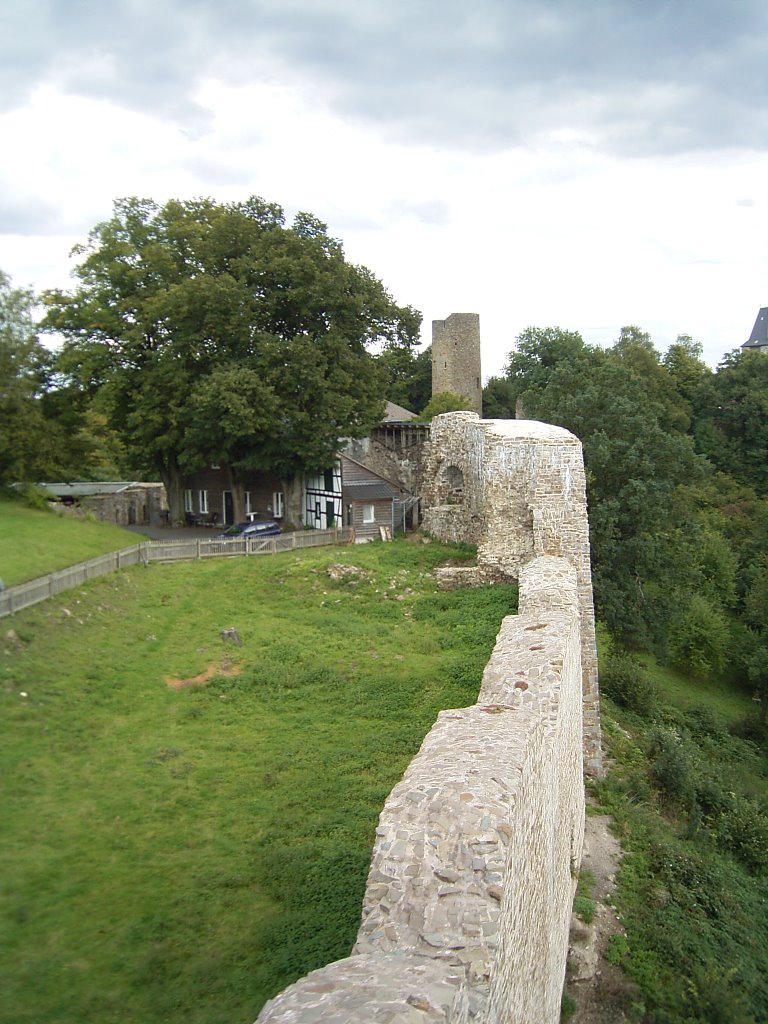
[2,0,768,376]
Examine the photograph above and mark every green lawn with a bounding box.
[0,539,516,1024]
[638,651,756,725]
[0,500,137,586]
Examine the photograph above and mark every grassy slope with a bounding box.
[0,500,137,586]
[0,539,516,1024]
[593,654,768,1023]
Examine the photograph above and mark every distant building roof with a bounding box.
[383,401,416,422]
[344,481,399,501]
[36,481,152,498]
[743,307,768,351]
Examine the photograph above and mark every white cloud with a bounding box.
[1,1,768,379]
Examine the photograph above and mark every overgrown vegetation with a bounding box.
[484,326,768,688]
[572,867,597,925]
[592,654,768,1023]
[0,539,515,1024]
[488,327,768,1020]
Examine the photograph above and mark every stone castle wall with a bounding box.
[343,431,430,498]
[421,413,601,774]
[256,556,585,1024]
[255,415,599,1024]
[432,314,483,416]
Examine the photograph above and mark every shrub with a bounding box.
[605,933,630,965]
[714,797,768,875]
[668,593,730,678]
[648,726,699,810]
[573,894,596,924]
[730,711,768,748]
[600,653,660,718]
[683,706,727,740]
[4,483,51,510]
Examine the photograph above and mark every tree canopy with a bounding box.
[416,390,474,421]
[43,197,420,520]
[484,326,768,675]
[0,269,122,487]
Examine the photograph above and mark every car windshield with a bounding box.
[221,525,245,536]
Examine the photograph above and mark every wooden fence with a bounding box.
[0,527,354,618]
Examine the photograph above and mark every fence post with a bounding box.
[196,539,201,560]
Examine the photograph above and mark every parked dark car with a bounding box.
[217,520,282,540]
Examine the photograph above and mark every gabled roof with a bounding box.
[383,401,416,422]
[743,307,768,350]
[344,481,398,501]
[339,452,407,494]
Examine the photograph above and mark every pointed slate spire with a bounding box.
[743,307,768,351]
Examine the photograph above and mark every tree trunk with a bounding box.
[161,459,186,526]
[282,475,304,530]
[227,466,246,524]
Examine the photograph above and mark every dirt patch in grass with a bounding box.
[165,660,241,690]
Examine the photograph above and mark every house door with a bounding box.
[223,491,234,525]
[326,500,335,528]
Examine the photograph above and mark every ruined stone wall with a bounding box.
[343,433,429,497]
[254,414,600,1024]
[256,556,585,1024]
[432,314,483,416]
[421,413,601,775]
[83,484,166,526]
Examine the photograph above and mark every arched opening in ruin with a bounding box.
[442,464,465,504]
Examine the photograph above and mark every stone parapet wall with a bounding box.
[256,555,585,1024]
[421,413,601,775]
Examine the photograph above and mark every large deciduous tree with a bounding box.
[694,348,768,495]
[0,270,111,486]
[497,326,705,646]
[44,197,420,522]
[0,270,49,485]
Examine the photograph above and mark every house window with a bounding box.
[245,491,252,517]
[199,490,209,514]
[363,504,375,524]
[273,491,284,518]
[184,489,194,513]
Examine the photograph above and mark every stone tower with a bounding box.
[432,313,482,415]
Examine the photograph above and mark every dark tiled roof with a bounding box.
[743,307,768,350]
[344,481,398,501]
[36,481,145,497]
